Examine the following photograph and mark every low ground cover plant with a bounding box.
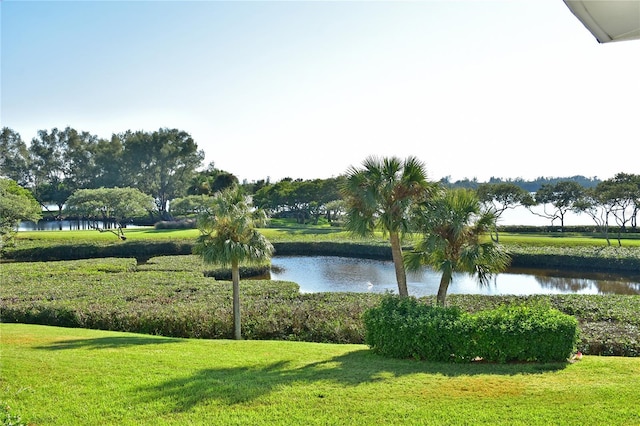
[364,296,579,363]
[1,256,638,355]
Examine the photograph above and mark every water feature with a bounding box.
[268,256,640,296]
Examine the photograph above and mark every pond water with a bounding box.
[268,256,640,296]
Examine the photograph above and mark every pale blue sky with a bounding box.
[2,0,639,183]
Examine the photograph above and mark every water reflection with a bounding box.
[269,256,640,296]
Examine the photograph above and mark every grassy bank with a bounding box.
[1,256,638,355]
[2,323,640,426]
[5,226,640,273]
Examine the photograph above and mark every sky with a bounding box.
[2,0,639,185]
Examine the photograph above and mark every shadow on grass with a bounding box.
[34,336,182,350]
[135,349,568,412]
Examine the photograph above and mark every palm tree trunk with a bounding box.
[389,232,408,297]
[232,259,241,340]
[436,269,452,306]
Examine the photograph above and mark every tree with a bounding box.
[530,181,585,230]
[194,187,273,340]
[476,182,533,241]
[64,187,156,239]
[93,134,125,188]
[0,127,31,186]
[169,194,213,217]
[574,187,613,244]
[341,156,433,297]
[28,128,68,214]
[120,128,204,218]
[0,178,42,249]
[187,163,239,196]
[26,127,100,228]
[405,188,511,306]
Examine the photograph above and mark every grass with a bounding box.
[498,232,640,248]
[2,323,640,425]
[13,225,640,247]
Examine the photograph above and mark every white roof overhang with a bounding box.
[564,0,640,43]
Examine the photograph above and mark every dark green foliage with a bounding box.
[3,240,194,262]
[1,257,638,355]
[364,295,579,363]
[363,296,469,361]
[272,241,392,259]
[508,245,640,273]
[154,219,197,230]
[471,304,578,363]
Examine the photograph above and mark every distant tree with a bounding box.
[187,163,238,196]
[0,178,42,249]
[194,187,273,340]
[530,181,585,231]
[594,174,639,245]
[93,134,125,188]
[60,128,99,191]
[0,127,31,186]
[169,194,213,217]
[64,187,155,240]
[476,182,533,241]
[324,199,345,223]
[252,178,295,216]
[405,188,510,306]
[28,128,68,214]
[25,127,100,227]
[606,173,640,232]
[573,188,613,244]
[341,156,433,297]
[120,128,204,218]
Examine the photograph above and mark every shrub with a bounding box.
[363,296,579,363]
[472,304,579,363]
[154,219,197,230]
[363,295,470,361]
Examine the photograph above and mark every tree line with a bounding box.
[1,126,638,245]
[0,126,207,220]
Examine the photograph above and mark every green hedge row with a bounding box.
[364,296,579,363]
[508,245,640,273]
[5,240,640,274]
[2,240,194,262]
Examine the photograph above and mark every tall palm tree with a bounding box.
[405,188,511,306]
[194,187,273,340]
[341,156,432,297]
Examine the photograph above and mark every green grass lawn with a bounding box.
[2,324,639,426]
[14,225,640,247]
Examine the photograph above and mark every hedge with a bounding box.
[364,295,579,363]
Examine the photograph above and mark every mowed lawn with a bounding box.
[2,324,639,425]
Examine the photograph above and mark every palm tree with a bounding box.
[341,156,432,297]
[405,188,511,306]
[194,187,273,340]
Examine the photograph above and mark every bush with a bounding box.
[363,295,579,363]
[154,219,197,230]
[363,296,470,362]
[472,304,579,363]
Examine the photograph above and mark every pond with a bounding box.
[268,256,640,296]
